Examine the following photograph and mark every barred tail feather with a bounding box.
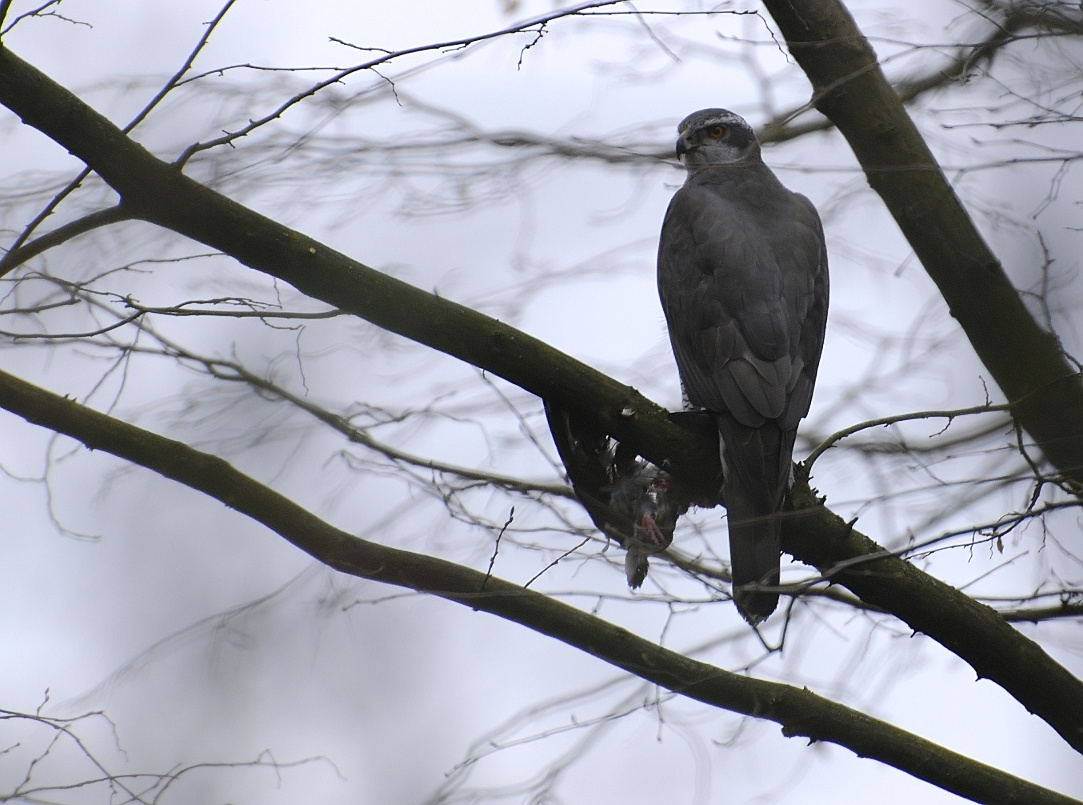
[717,416,795,623]
[727,510,781,623]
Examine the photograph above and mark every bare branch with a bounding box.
[2,42,1081,752]
[804,402,1014,469]
[0,366,1077,805]
[759,0,1083,496]
[0,0,239,272]
[170,1,631,167]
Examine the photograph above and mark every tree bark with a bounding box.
[760,0,1083,491]
[0,367,1077,805]
[0,39,1080,755]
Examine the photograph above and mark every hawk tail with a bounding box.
[717,417,795,623]
[727,511,781,623]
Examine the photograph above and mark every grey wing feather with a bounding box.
[785,193,830,430]
[658,167,828,622]
[658,179,826,429]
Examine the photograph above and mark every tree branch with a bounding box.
[0,204,131,272]
[0,367,1077,805]
[784,468,1083,753]
[1,40,1082,753]
[760,5,1045,143]
[759,0,1083,492]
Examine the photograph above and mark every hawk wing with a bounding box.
[657,167,827,432]
[657,164,828,621]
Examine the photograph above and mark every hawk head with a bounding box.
[675,108,760,171]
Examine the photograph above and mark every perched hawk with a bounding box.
[658,108,829,622]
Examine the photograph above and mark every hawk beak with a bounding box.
[675,135,690,159]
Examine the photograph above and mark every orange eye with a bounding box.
[708,126,726,138]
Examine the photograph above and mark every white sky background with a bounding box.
[1,0,1082,803]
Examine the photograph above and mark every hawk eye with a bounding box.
[708,126,726,138]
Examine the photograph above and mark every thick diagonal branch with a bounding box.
[784,472,1083,753]
[0,43,1081,752]
[0,368,1078,805]
[760,0,1083,490]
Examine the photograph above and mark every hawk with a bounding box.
[657,108,829,622]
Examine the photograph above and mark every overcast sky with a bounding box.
[1,1,1081,803]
